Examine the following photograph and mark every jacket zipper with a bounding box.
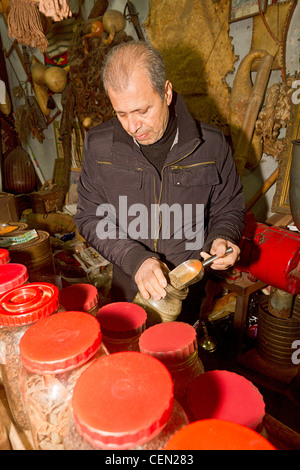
[153,142,202,252]
[171,161,215,170]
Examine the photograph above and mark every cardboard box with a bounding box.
[0,192,19,222]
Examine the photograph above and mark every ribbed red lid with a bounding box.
[19,311,102,374]
[59,284,99,312]
[139,322,198,362]
[164,419,276,450]
[187,370,265,429]
[0,282,59,327]
[97,302,147,338]
[0,249,10,265]
[72,352,174,449]
[0,263,28,294]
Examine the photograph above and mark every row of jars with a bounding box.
[0,252,274,450]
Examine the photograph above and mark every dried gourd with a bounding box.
[102,10,126,45]
[44,67,67,93]
[33,81,50,116]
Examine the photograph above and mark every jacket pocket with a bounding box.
[171,162,219,187]
[95,163,143,189]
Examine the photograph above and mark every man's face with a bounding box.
[107,69,173,145]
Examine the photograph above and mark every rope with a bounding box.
[7,0,48,53]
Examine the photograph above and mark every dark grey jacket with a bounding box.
[74,93,245,301]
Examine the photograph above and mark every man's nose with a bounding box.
[127,114,142,134]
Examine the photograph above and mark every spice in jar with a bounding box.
[96,302,147,353]
[0,282,59,430]
[63,352,189,450]
[139,322,204,411]
[19,311,109,450]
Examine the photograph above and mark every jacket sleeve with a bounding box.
[201,132,246,252]
[74,132,159,279]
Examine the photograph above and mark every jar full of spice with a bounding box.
[63,352,189,450]
[0,282,59,430]
[139,322,204,411]
[96,302,147,353]
[19,311,109,450]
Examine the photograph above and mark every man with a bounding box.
[74,41,245,324]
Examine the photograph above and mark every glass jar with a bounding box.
[96,302,147,353]
[0,249,10,265]
[0,263,29,295]
[164,419,276,450]
[59,283,99,317]
[63,352,189,450]
[133,284,189,326]
[19,311,109,450]
[139,322,204,411]
[0,263,28,387]
[187,370,266,431]
[0,282,59,430]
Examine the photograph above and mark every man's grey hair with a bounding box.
[102,41,167,101]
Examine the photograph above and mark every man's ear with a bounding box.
[165,80,173,106]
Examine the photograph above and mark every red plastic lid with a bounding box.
[187,370,265,429]
[97,302,147,338]
[19,311,102,374]
[0,282,59,327]
[0,263,28,294]
[72,352,174,449]
[59,284,99,312]
[139,322,198,362]
[0,249,10,265]
[164,419,276,450]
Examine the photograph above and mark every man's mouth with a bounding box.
[135,132,150,141]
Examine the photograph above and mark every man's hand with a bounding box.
[200,238,240,270]
[135,258,168,301]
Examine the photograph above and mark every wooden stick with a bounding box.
[246,167,279,211]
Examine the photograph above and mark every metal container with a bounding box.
[8,231,54,279]
[289,140,300,232]
[237,217,300,294]
[257,296,300,367]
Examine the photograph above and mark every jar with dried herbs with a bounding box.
[139,322,204,412]
[0,282,59,430]
[19,311,109,450]
[63,352,189,450]
[96,302,147,353]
